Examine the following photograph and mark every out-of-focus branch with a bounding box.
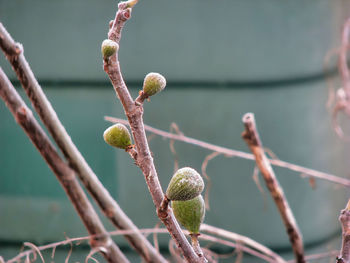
[337,199,350,263]
[241,113,305,263]
[8,225,287,263]
[106,116,350,187]
[0,22,165,263]
[339,19,350,98]
[103,2,203,262]
[332,18,350,138]
[200,224,286,263]
[0,67,128,263]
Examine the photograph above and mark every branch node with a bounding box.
[157,196,169,220]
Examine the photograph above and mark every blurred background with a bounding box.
[1,0,350,262]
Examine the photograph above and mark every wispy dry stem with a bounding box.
[106,116,350,187]
[242,113,305,263]
[200,224,286,263]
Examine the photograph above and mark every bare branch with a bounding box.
[200,224,286,263]
[287,250,339,263]
[8,226,285,263]
[241,113,305,263]
[339,19,350,98]
[103,2,203,262]
[0,22,165,263]
[0,68,128,263]
[106,116,350,187]
[337,199,350,263]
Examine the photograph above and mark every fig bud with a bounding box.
[101,39,119,58]
[172,195,205,234]
[103,123,132,149]
[166,167,204,201]
[143,72,166,97]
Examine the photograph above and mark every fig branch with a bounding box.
[337,199,350,263]
[0,22,165,263]
[102,1,204,262]
[242,113,306,263]
[0,67,128,263]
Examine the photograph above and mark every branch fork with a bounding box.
[104,2,205,262]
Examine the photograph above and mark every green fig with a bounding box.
[103,123,132,149]
[166,167,204,201]
[101,39,119,58]
[143,72,166,97]
[172,195,205,234]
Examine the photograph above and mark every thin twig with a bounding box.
[201,152,221,210]
[287,250,339,263]
[0,22,165,263]
[200,224,286,263]
[339,19,350,98]
[7,226,282,263]
[333,19,350,138]
[242,113,305,263]
[0,67,128,263]
[337,199,350,263]
[105,116,350,187]
[103,2,203,263]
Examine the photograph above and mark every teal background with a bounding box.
[1,0,350,262]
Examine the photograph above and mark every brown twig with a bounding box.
[198,234,271,263]
[200,224,286,263]
[7,226,282,263]
[337,199,350,263]
[339,19,350,99]
[0,68,128,263]
[201,152,221,210]
[103,2,203,262]
[190,234,207,261]
[0,22,165,263]
[105,116,350,188]
[287,250,339,263]
[241,113,305,263]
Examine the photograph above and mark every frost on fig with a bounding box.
[143,72,166,97]
[101,39,119,58]
[172,195,205,234]
[166,167,204,201]
[103,123,132,149]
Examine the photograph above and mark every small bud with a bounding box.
[101,39,119,58]
[143,72,166,97]
[172,195,205,234]
[166,167,204,201]
[103,123,132,149]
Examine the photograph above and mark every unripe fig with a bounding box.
[166,167,204,201]
[172,195,205,234]
[143,72,166,97]
[101,39,119,58]
[103,123,132,149]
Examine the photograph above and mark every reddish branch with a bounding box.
[333,18,350,138]
[241,113,306,263]
[0,68,128,263]
[339,19,350,99]
[337,199,350,263]
[106,116,350,188]
[103,1,203,262]
[0,22,165,263]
